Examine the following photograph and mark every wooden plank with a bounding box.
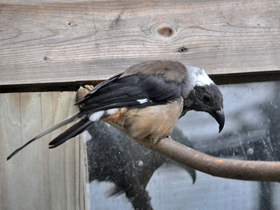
[0,93,21,210]
[0,92,86,210]
[0,0,279,86]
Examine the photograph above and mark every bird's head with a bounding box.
[182,66,225,132]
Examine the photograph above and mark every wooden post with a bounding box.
[0,92,86,210]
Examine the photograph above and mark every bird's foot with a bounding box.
[149,138,157,144]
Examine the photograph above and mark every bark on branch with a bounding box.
[137,137,280,182]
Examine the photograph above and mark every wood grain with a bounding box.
[0,92,86,210]
[0,0,279,86]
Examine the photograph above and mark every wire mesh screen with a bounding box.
[85,81,280,210]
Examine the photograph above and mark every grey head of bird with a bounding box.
[181,65,225,132]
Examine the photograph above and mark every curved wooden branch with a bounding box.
[137,137,280,182]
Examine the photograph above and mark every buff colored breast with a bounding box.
[102,97,183,143]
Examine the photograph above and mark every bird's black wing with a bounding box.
[7,62,185,159]
[76,72,123,104]
[77,74,182,113]
[48,74,182,149]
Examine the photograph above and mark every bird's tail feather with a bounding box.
[7,112,80,160]
[49,118,93,149]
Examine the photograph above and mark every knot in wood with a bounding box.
[177,47,188,53]
[157,26,174,37]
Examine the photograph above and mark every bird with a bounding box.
[7,60,225,160]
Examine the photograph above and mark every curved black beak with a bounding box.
[210,109,225,133]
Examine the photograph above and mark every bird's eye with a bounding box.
[203,95,210,102]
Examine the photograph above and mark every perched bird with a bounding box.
[7,60,224,160]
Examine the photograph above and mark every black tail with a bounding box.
[7,112,80,160]
[49,118,93,149]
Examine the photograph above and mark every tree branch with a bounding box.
[137,137,280,182]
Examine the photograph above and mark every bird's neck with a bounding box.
[182,90,196,112]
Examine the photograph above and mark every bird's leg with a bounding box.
[149,135,171,144]
[148,136,156,144]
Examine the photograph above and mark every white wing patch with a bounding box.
[106,108,119,115]
[186,66,214,87]
[137,98,148,104]
[89,111,105,121]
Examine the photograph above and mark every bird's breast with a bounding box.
[102,97,183,143]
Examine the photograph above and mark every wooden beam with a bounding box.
[0,0,279,86]
[0,92,86,210]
